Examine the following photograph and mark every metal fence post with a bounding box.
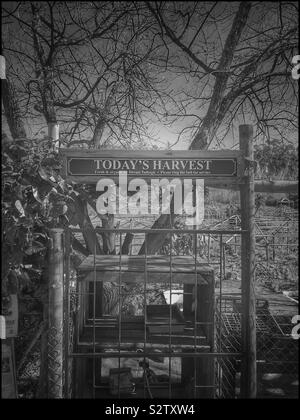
[239,125,257,398]
[48,228,64,398]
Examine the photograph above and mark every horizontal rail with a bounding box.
[92,384,217,389]
[68,352,242,358]
[70,227,246,235]
[254,180,298,193]
[60,148,242,158]
[209,180,298,192]
[256,243,298,247]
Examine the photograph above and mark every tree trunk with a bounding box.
[121,233,134,255]
[138,214,174,255]
[101,214,116,254]
[70,192,103,255]
[2,77,27,139]
[139,2,252,253]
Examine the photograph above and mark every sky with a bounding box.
[1,1,298,151]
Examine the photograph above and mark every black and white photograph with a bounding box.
[1,1,299,402]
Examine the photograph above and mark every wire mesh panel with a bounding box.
[63,227,248,398]
[215,296,299,398]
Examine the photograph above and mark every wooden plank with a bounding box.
[80,271,209,285]
[60,148,242,159]
[77,255,213,285]
[254,180,298,193]
[78,255,214,274]
[209,180,298,193]
[79,325,209,347]
[75,341,210,352]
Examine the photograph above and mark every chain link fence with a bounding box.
[215,296,298,398]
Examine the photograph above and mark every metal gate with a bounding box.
[63,226,246,398]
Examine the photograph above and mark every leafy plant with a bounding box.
[254,141,298,180]
[2,137,71,282]
[1,136,78,396]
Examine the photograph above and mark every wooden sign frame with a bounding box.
[60,149,245,187]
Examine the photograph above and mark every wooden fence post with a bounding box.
[239,125,257,398]
[48,228,64,398]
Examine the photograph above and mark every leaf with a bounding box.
[11,249,24,267]
[32,187,43,204]
[18,216,34,229]
[33,232,48,240]
[5,226,17,244]
[38,166,50,181]
[51,201,68,216]
[18,269,32,288]
[39,183,53,199]
[15,200,25,217]
[24,244,46,255]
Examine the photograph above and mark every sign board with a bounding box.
[67,157,236,177]
[60,149,242,185]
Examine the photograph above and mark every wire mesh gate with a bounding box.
[62,226,246,399]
